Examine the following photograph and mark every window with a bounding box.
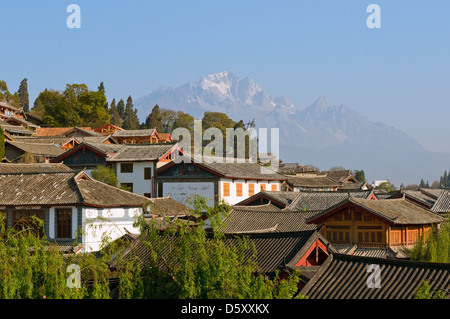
[223,183,230,197]
[248,183,255,196]
[236,183,243,197]
[271,184,277,191]
[120,163,133,173]
[260,184,266,191]
[144,167,152,180]
[391,230,402,245]
[407,229,419,245]
[144,193,152,198]
[121,183,133,192]
[57,209,72,239]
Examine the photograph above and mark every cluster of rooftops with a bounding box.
[0,103,449,299]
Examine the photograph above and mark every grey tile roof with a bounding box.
[220,205,319,233]
[307,197,445,225]
[109,229,333,275]
[107,143,178,162]
[431,190,450,214]
[112,128,156,137]
[286,190,374,212]
[0,171,149,207]
[146,196,193,217]
[286,175,341,188]
[0,163,73,174]
[6,140,66,156]
[13,136,76,146]
[0,119,36,135]
[235,190,300,208]
[331,244,400,259]
[300,253,450,299]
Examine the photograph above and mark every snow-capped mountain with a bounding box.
[135,72,450,185]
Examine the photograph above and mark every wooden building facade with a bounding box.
[307,197,445,248]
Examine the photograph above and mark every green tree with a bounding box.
[18,78,30,112]
[144,104,164,132]
[108,98,122,127]
[414,280,448,299]
[117,99,125,120]
[354,170,366,182]
[410,216,450,263]
[128,196,306,299]
[90,165,120,187]
[122,96,140,130]
[374,181,394,192]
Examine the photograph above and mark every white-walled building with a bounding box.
[0,164,150,253]
[106,143,182,198]
[154,156,288,207]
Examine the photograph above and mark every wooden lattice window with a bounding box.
[223,183,230,197]
[271,184,277,191]
[236,183,243,197]
[57,208,72,239]
[248,183,255,197]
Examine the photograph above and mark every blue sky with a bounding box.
[1,1,450,153]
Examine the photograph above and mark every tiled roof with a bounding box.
[35,127,93,137]
[112,128,156,137]
[220,205,318,233]
[0,119,35,135]
[300,253,450,299]
[146,196,193,217]
[286,175,340,188]
[6,140,66,157]
[13,136,76,146]
[235,191,300,208]
[331,244,400,259]
[286,190,374,212]
[307,197,445,225]
[107,143,178,162]
[0,171,149,207]
[0,163,73,174]
[199,157,288,180]
[431,190,450,214]
[109,229,332,274]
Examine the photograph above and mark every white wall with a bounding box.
[162,181,215,208]
[116,161,155,197]
[220,179,280,205]
[81,206,142,253]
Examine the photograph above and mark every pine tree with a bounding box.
[145,104,163,132]
[122,96,139,130]
[109,98,122,127]
[444,171,448,187]
[419,179,426,188]
[117,99,125,121]
[18,78,30,112]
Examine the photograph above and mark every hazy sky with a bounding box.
[1,1,450,153]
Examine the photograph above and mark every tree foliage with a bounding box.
[0,196,305,299]
[32,83,110,128]
[18,78,30,112]
[410,216,450,263]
